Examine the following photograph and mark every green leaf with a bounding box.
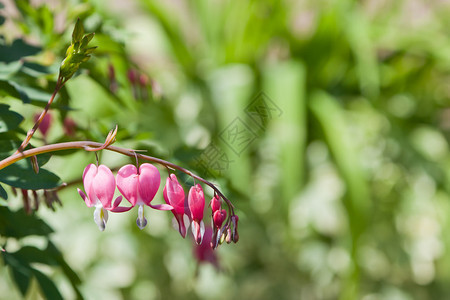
[14,246,56,266]
[81,33,95,49]
[0,80,29,102]
[0,135,53,167]
[72,19,84,44]
[47,242,82,285]
[0,104,24,133]
[0,61,23,79]
[2,252,32,296]
[0,38,41,64]
[21,62,55,77]
[0,207,54,238]
[0,183,7,200]
[0,161,62,190]
[33,269,63,300]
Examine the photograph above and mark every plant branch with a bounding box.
[1,141,235,214]
[15,76,66,154]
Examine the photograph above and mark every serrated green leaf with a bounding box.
[72,19,84,44]
[0,207,54,238]
[0,183,7,200]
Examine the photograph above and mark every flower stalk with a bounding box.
[0,140,236,219]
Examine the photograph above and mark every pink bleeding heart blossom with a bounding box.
[188,184,205,244]
[116,163,173,229]
[213,209,227,229]
[210,194,221,212]
[77,164,131,231]
[163,174,190,238]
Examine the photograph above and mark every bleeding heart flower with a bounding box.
[116,163,173,229]
[77,164,131,231]
[213,209,227,229]
[210,194,221,212]
[188,184,205,244]
[163,174,190,238]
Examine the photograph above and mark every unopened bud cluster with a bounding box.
[59,19,96,81]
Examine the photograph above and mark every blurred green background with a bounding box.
[2,0,450,299]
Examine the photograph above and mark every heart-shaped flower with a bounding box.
[77,164,131,231]
[116,163,173,229]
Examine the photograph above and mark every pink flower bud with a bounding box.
[210,194,221,212]
[213,209,227,229]
[188,184,205,244]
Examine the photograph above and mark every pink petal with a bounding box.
[82,164,98,207]
[77,188,93,207]
[163,174,185,215]
[92,165,116,208]
[188,184,205,222]
[149,203,173,210]
[111,206,133,213]
[116,164,139,206]
[107,195,133,212]
[137,163,160,206]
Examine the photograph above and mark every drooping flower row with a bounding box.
[77,163,237,246]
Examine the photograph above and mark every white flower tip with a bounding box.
[191,220,205,245]
[183,214,190,231]
[136,216,147,230]
[94,207,108,231]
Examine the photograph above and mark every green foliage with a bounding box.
[2,0,450,299]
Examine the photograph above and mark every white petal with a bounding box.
[136,204,147,230]
[191,220,197,240]
[94,207,108,231]
[183,214,190,232]
[199,220,205,243]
